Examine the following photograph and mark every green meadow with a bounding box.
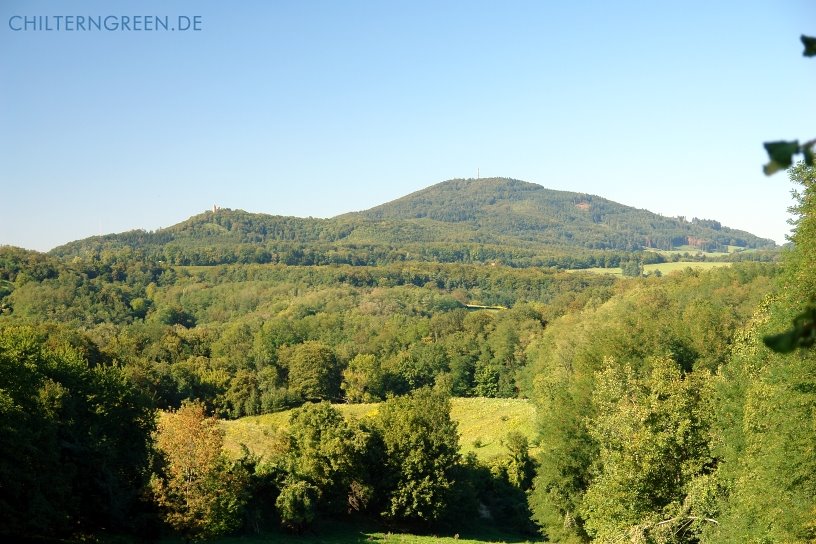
[566,260,732,276]
[156,519,542,544]
[222,397,537,463]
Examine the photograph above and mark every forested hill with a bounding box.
[49,177,775,265]
[349,177,774,251]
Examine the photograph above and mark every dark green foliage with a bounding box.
[449,452,538,535]
[355,178,773,253]
[803,34,816,57]
[390,342,449,391]
[522,163,813,543]
[276,402,371,530]
[280,341,341,401]
[523,264,776,542]
[621,258,643,277]
[0,323,155,539]
[763,303,816,352]
[763,140,802,175]
[500,432,536,490]
[275,480,320,532]
[765,162,816,352]
[374,388,460,523]
[706,163,816,543]
[153,305,196,327]
[1,247,602,414]
[0,176,799,541]
[0,246,169,325]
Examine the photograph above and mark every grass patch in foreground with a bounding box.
[451,397,538,459]
[159,518,543,544]
[222,398,537,462]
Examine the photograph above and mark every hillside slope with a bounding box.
[348,177,773,251]
[49,177,775,264]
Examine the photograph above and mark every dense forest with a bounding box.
[50,178,777,268]
[0,168,813,543]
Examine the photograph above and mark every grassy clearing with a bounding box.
[566,261,732,277]
[221,403,378,460]
[154,518,542,544]
[644,261,731,274]
[221,397,537,463]
[451,397,538,459]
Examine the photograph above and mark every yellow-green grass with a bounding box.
[221,398,537,463]
[565,261,732,276]
[201,529,540,543]
[221,403,378,461]
[451,397,538,459]
[158,519,543,543]
[643,261,731,274]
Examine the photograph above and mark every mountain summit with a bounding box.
[50,177,774,263]
[349,177,772,251]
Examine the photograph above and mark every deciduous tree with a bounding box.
[276,402,371,530]
[151,401,248,540]
[374,388,460,523]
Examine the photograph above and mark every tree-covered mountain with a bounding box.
[349,177,774,251]
[49,177,775,266]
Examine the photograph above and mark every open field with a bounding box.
[221,397,537,462]
[643,261,731,274]
[644,261,731,274]
[156,519,543,544]
[214,399,542,544]
[451,397,538,458]
[566,261,732,277]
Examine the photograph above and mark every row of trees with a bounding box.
[48,236,775,269]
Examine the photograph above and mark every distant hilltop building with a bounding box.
[212,204,220,213]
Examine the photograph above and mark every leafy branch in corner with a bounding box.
[764,304,816,353]
[762,35,816,353]
[761,35,816,176]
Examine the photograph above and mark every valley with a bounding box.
[1,172,813,544]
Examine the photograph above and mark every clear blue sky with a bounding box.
[1,0,814,251]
